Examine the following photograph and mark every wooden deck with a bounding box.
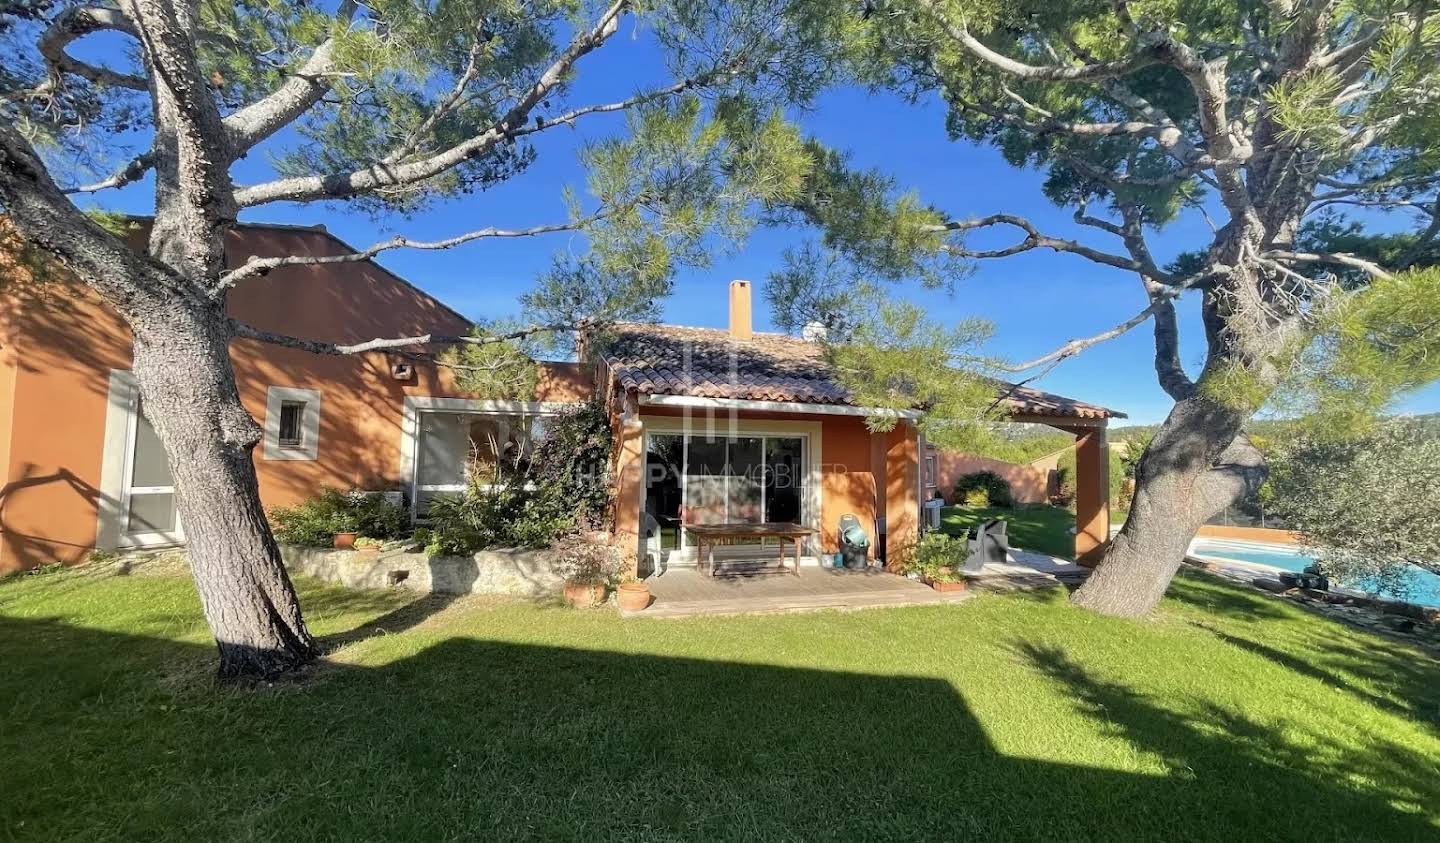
[625,549,1090,619]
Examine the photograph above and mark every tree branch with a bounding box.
[1261,249,1394,279]
[930,213,1181,283]
[920,1,1172,81]
[0,124,189,311]
[379,20,492,166]
[229,319,574,356]
[1396,197,1440,269]
[223,0,360,153]
[62,149,155,194]
[1313,172,1440,203]
[996,282,1197,372]
[232,0,631,207]
[214,212,607,293]
[506,72,717,140]
[37,5,147,92]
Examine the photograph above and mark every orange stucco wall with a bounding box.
[1197,524,1299,544]
[883,424,919,571]
[0,256,133,570]
[0,224,593,572]
[928,450,1050,505]
[0,278,17,534]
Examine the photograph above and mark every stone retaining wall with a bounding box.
[281,545,564,597]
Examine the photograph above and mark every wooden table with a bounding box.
[685,522,815,577]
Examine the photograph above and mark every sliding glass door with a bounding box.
[643,431,808,559]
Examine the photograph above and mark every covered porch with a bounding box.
[600,280,1124,589]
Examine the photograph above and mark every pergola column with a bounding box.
[1070,425,1110,566]
[611,391,646,573]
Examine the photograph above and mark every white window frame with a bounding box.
[97,370,184,550]
[119,404,185,547]
[925,454,937,489]
[263,386,321,460]
[400,397,582,522]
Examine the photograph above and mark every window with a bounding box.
[925,454,937,488]
[277,401,307,448]
[412,410,554,518]
[264,386,321,460]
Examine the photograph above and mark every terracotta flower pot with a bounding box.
[616,582,651,612]
[563,581,606,608]
[333,532,357,550]
[922,575,967,593]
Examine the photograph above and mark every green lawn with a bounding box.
[3,561,1439,841]
[941,504,1077,558]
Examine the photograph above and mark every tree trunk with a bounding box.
[130,304,318,678]
[1071,393,1264,616]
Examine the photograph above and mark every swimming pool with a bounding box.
[1189,539,1440,609]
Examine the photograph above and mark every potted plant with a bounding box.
[616,577,651,612]
[331,509,360,549]
[921,566,968,593]
[353,536,383,554]
[902,533,970,593]
[553,528,620,608]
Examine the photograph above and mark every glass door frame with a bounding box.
[118,397,184,549]
[640,416,822,564]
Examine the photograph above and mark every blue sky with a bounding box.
[77,18,1439,427]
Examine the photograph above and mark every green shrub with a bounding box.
[424,399,615,556]
[899,532,967,581]
[1051,465,1075,507]
[528,400,613,527]
[425,484,531,555]
[269,488,408,547]
[1054,447,1126,511]
[953,471,1013,508]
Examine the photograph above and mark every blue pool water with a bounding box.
[1191,540,1440,609]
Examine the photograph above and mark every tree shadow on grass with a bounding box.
[1015,641,1440,838]
[1189,620,1440,733]
[1166,568,1292,621]
[4,607,1439,842]
[1164,570,1440,731]
[318,592,465,650]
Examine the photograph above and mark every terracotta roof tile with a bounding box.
[602,323,1123,420]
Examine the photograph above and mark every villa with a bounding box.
[0,222,1120,574]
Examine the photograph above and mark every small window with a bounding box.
[278,401,307,448]
[925,455,937,487]
[264,386,321,460]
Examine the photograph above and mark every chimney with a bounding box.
[728,279,753,342]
